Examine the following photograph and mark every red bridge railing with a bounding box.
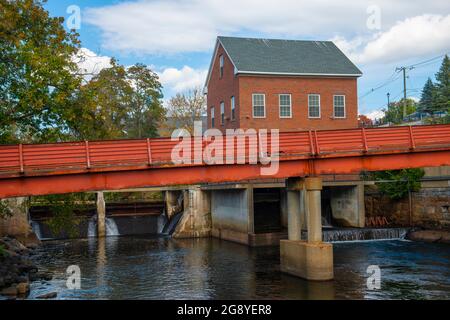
[1,124,450,178]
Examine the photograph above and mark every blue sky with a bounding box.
[45,0,450,119]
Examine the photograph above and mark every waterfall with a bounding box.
[30,220,42,240]
[318,227,409,242]
[157,209,168,234]
[162,211,183,235]
[88,216,97,237]
[87,216,120,237]
[105,217,120,236]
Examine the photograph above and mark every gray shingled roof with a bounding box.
[217,36,362,76]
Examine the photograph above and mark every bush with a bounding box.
[0,243,8,258]
[365,168,425,200]
[0,201,13,219]
[33,193,93,238]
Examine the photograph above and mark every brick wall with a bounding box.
[238,75,358,131]
[206,44,240,132]
[206,44,359,132]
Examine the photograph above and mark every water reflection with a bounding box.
[28,237,450,300]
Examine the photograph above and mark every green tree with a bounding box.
[0,0,82,143]
[433,55,450,116]
[68,60,133,140]
[126,63,165,138]
[367,168,424,200]
[69,62,164,140]
[382,98,417,124]
[418,78,435,115]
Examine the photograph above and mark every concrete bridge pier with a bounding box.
[280,177,334,281]
[96,192,106,238]
[165,190,182,220]
[172,187,211,238]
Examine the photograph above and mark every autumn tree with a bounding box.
[0,0,82,143]
[358,114,373,127]
[163,88,206,135]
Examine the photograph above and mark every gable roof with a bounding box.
[205,36,362,88]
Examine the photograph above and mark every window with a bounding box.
[219,55,224,78]
[231,96,235,121]
[211,107,215,128]
[279,94,292,118]
[333,95,346,118]
[308,94,320,118]
[252,94,265,118]
[220,101,225,125]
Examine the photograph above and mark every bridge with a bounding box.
[0,124,449,198]
[1,124,450,282]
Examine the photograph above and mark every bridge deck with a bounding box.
[1,125,450,198]
[1,125,449,179]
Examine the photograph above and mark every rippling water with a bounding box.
[27,236,450,300]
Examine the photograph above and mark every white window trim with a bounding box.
[220,101,225,125]
[279,94,292,118]
[308,94,321,119]
[219,55,224,78]
[252,93,266,118]
[230,96,235,121]
[333,95,346,118]
[211,107,215,127]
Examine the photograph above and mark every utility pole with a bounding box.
[387,92,390,125]
[396,66,413,122]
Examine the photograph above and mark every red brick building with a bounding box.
[205,36,362,132]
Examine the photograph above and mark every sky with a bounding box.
[45,0,450,120]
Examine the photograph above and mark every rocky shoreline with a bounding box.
[0,236,54,299]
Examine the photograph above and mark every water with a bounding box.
[322,227,409,242]
[87,217,96,237]
[105,218,119,236]
[87,217,120,237]
[30,220,42,240]
[27,237,450,300]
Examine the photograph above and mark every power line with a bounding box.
[359,53,448,102]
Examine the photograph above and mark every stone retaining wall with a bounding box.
[365,186,450,230]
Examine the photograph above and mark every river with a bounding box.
[27,236,450,300]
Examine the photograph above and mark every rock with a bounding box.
[16,282,29,295]
[38,272,53,281]
[3,238,28,253]
[14,234,41,249]
[36,292,57,299]
[407,230,450,244]
[1,286,18,296]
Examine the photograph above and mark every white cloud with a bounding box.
[333,14,450,65]
[158,66,207,92]
[74,48,112,80]
[84,0,449,55]
[366,110,385,120]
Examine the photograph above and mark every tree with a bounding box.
[126,63,165,138]
[368,169,424,200]
[69,61,165,140]
[433,55,450,115]
[358,114,373,127]
[0,0,82,143]
[418,78,435,115]
[382,98,417,124]
[68,60,132,140]
[163,88,206,135]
